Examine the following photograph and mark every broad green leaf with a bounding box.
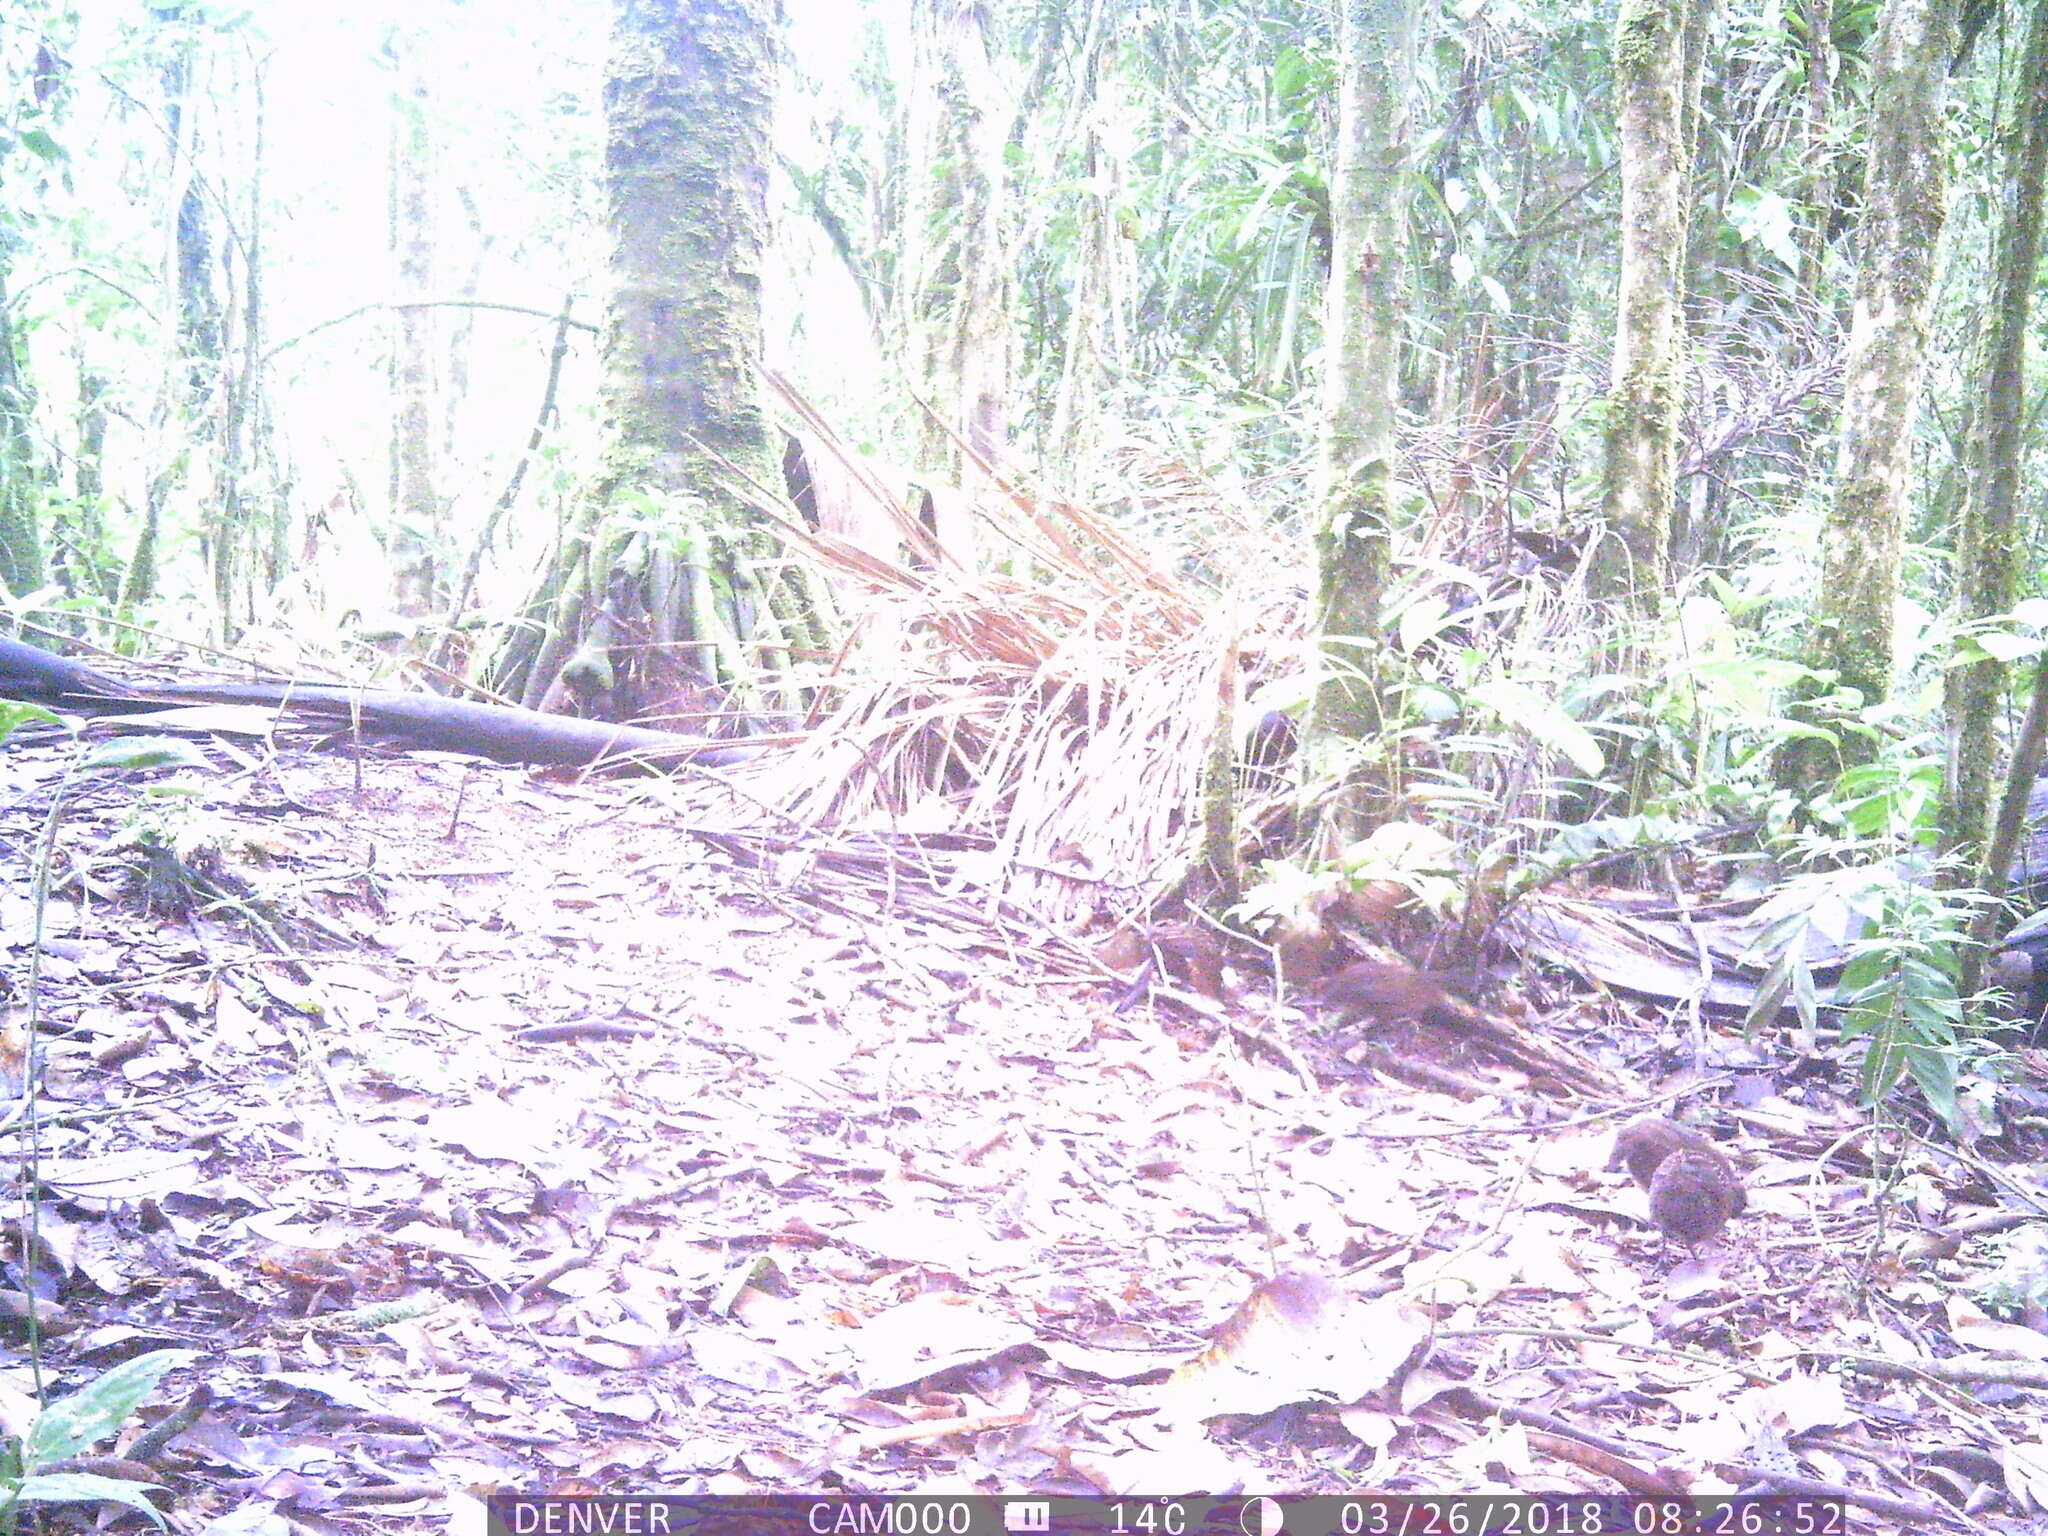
[1408,682,1462,723]
[14,1471,167,1527]
[1967,631,2040,663]
[1767,721,1841,745]
[1727,185,1800,269]
[1744,953,1793,1036]
[1473,163,1514,234]
[1859,1026,1910,1101]
[1339,820,1457,876]
[24,1349,197,1468]
[1469,680,1604,776]
[77,738,211,775]
[0,700,63,744]
[1231,860,1341,928]
[1790,957,1820,1037]
[1393,593,1466,656]
[1272,46,1310,101]
[1906,1045,1963,1135]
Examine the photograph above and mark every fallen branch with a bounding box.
[0,635,761,769]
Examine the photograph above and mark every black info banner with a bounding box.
[485,1495,1851,1536]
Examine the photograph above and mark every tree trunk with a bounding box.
[1797,0,1837,297]
[599,0,778,512]
[1671,0,1716,571]
[133,21,220,622]
[903,0,1012,484]
[1308,0,1415,825]
[1809,0,1958,748]
[1947,0,2048,925]
[1041,16,1112,475]
[445,185,486,470]
[496,0,810,723]
[1593,0,1690,610]
[0,263,42,600]
[73,368,107,560]
[389,40,440,616]
[219,52,277,635]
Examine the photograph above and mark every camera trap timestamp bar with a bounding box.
[486,1494,1852,1536]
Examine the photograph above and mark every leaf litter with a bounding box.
[0,726,2042,1530]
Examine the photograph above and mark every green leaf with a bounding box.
[1743,952,1794,1036]
[1473,163,1515,235]
[1407,682,1462,724]
[76,738,212,775]
[1230,859,1341,929]
[1768,721,1842,744]
[1859,1026,1911,1102]
[1726,185,1801,269]
[14,1471,167,1527]
[1790,957,1820,1037]
[0,700,63,745]
[24,1350,197,1469]
[1469,680,1604,776]
[1906,1045,1963,1135]
[1967,630,2040,663]
[1271,45,1310,102]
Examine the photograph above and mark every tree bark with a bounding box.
[1593,0,1690,610]
[0,265,43,600]
[1810,0,1958,741]
[1797,0,1837,297]
[389,39,440,616]
[495,0,813,721]
[903,0,1012,483]
[1672,0,1716,570]
[600,0,777,511]
[1308,0,1415,829]
[1947,0,2048,967]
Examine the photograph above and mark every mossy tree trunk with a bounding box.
[498,0,814,723]
[1946,0,2048,924]
[0,15,70,605]
[1310,0,1415,835]
[124,21,220,624]
[0,265,41,601]
[1804,0,1957,770]
[902,0,1011,483]
[1797,0,1838,298]
[1592,0,1690,611]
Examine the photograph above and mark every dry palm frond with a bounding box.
[704,384,1305,933]
[692,390,1632,973]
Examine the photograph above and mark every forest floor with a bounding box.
[3,732,2045,1534]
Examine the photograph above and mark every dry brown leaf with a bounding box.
[1158,1271,1430,1422]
